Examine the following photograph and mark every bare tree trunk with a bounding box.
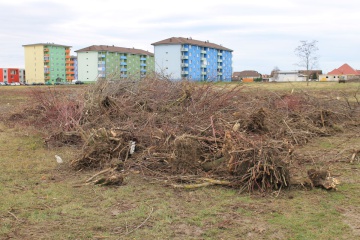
[306,75,309,86]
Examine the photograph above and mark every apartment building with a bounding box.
[69,55,78,81]
[0,68,25,84]
[151,37,233,81]
[23,43,72,84]
[75,45,155,82]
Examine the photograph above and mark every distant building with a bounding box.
[232,70,262,82]
[298,70,322,80]
[23,43,72,84]
[0,68,25,84]
[319,63,360,82]
[70,55,78,80]
[151,37,233,81]
[75,45,154,82]
[270,71,307,82]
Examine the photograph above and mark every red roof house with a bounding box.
[328,63,359,75]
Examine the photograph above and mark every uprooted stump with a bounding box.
[307,169,340,190]
[94,173,124,186]
[171,135,203,174]
[228,147,290,192]
[70,128,134,170]
[246,108,268,133]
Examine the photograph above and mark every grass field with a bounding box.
[1,83,360,239]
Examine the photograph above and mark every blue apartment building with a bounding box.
[152,37,233,81]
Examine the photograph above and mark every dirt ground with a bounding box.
[1,84,360,239]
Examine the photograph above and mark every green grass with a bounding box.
[267,193,353,240]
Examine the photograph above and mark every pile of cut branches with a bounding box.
[18,78,359,192]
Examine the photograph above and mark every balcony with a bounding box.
[217,65,222,69]
[98,54,105,58]
[181,55,188,59]
[201,57,206,61]
[67,76,75,80]
[66,66,74,69]
[181,71,188,75]
[120,56,127,60]
[120,62,127,66]
[181,47,189,51]
[44,54,49,57]
[181,63,188,67]
[217,52,222,56]
[140,57,147,61]
[140,63,147,67]
[201,50,206,54]
[140,69,146,72]
[201,72,207,75]
[98,67,105,71]
[120,68,127,71]
[217,72,223,75]
[45,76,50,80]
[98,61,105,64]
[217,59,222,62]
[121,74,127,78]
[44,48,49,52]
[66,71,75,75]
[66,60,74,64]
[201,64,207,68]
[65,49,70,54]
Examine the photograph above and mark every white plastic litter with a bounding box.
[129,141,136,155]
[55,155,63,164]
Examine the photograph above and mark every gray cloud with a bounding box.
[1,0,360,74]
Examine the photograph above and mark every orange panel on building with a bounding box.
[242,78,254,83]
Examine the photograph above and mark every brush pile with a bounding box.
[23,78,360,192]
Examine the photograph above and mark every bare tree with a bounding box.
[271,66,280,82]
[294,40,319,85]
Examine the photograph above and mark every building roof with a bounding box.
[328,63,359,75]
[75,45,154,56]
[22,43,71,48]
[151,37,233,52]
[233,70,261,78]
[298,70,322,75]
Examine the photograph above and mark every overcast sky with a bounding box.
[1,0,359,74]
